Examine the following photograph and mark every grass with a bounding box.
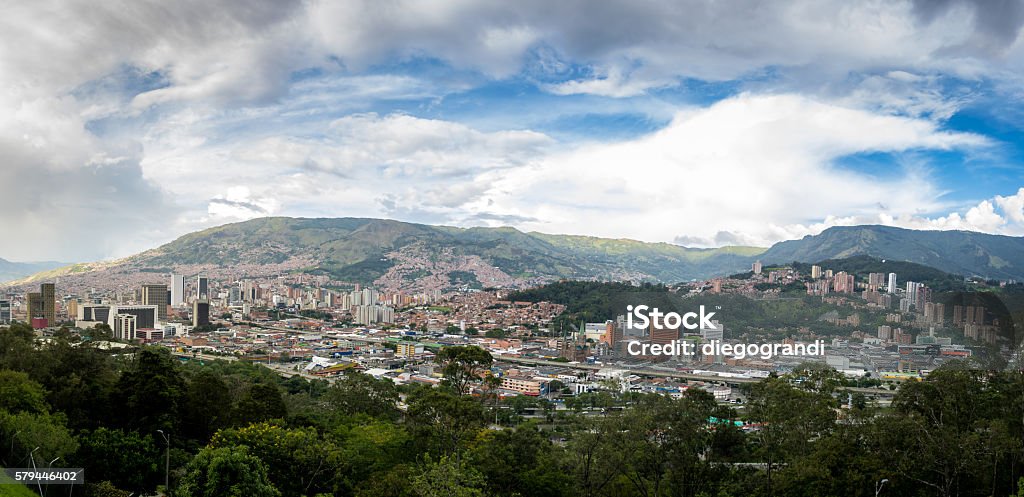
[0,471,38,497]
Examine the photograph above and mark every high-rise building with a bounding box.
[141,284,169,321]
[171,274,185,306]
[868,273,886,290]
[26,285,54,328]
[40,283,56,326]
[0,300,10,324]
[26,292,43,321]
[649,321,680,346]
[113,314,138,341]
[833,272,855,293]
[196,275,209,301]
[193,301,210,327]
[66,300,78,321]
[752,260,763,275]
[810,265,822,279]
[905,282,924,309]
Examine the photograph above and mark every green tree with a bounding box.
[181,369,233,442]
[112,348,185,434]
[325,372,401,421]
[233,383,288,425]
[210,422,345,497]
[407,389,485,458]
[177,445,280,497]
[413,455,486,497]
[72,428,161,494]
[0,369,48,414]
[435,346,492,395]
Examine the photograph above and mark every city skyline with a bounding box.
[5,1,1024,262]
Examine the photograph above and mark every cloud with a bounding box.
[471,93,991,246]
[2,0,1024,263]
[208,186,281,220]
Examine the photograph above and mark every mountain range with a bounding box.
[6,217,1024,290]
[0,258,69,284]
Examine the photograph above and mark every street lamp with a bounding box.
[156,430,170,494]
[29,447,42,497]
[875,478,889,497]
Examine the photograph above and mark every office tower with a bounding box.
[811,265,822,279]
[113,314,138,341]
[193,301,210,327]
[0,299,10,324]
[40,283,56,326]
[141,284,169,322]
[752,260,763,274]
[26,291,45,328]
[887,273,897,293]
[197,275,209,301]
[171,274,185,306]
[108,305,159,330]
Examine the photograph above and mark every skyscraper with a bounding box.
[171,274,185,306]
[27,283,56,328]
[0,299,10,324]
[193,301,210,327]
[752,260,763,274]
[141,284,169,321]
[41,283,55,326]
[887,273,897,293]
[197,275,209,301]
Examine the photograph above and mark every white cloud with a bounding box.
[469,93,992,246]
[1,0,1024,263]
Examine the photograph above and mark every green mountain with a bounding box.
[122,217,766,286]
[14,220,1024,289]
[760,225,1024,280]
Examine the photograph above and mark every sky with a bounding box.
[4,0,1024,262]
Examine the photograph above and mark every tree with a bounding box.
[177,445,280,497]
[112,348,185,434]
[72,428,161,494]
[0,369,48,414]
[406,389,485,458]
[413,455,486,497]
[435,346,492,395]
[181,369,233,442]
[210,422,345,497]
[325,372,401,420]
[233,383,287,425]
[0,410,77,469]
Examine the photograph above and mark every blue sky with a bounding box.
[2,0,1024,261]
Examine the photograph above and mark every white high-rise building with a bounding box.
[171,274,185,306]
[887,273,897,293]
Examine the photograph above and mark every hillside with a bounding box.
[11,220,1024,292]
[10,217,766,291]
[761,225,1024,280]
[790,255,966,291]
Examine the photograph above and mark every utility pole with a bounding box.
[157,430,170,495]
